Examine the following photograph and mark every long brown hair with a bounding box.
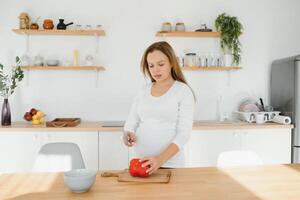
[140,41,196,100]
[141,41,187,84]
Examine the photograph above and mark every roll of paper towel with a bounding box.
[272,115,291,125]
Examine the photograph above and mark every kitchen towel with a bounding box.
[272,115,291,125]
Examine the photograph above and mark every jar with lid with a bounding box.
[175,22,185,32]
[161,22,172,32]
[19,12,30,29]
[84,54,94,66]
[33,55,44,66]
[85,25,92,30]
[95,25,102,30]
[43,19,54,30]
[184,53,197,67]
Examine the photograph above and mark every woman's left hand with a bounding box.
[139,156,163,175]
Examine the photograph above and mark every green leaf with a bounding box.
[0,56,24,97]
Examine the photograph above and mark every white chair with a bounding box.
[217,150,263,168]
[32,142,85,172]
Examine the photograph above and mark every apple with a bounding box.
[30,108,38,115]
[23,112,32,121]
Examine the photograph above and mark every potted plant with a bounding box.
[215,13,243,66]
[0,57,24,126]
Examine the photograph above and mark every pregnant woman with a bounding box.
[124,41,195,174]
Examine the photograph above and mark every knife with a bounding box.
[259,98,265,111]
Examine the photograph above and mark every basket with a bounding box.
[46,118,81,127]
[234,111,280,123]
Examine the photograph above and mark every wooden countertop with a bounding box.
[0,164,299,200]
[0,121,293,132]
[192,120,294,130]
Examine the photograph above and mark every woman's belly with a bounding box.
[134,121,176,157]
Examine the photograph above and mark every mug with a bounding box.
[249,113,255,122]
[255,113,265,124]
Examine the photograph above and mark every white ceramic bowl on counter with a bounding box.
[64,169,97,193]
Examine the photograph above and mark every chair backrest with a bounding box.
[217,150,263,168]
[32,142,85,172]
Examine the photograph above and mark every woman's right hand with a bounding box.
[123,132,137,147]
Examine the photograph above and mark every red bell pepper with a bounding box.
[129,158,150,177]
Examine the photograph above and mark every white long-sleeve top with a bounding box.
[124,80,195,168]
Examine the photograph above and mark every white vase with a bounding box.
[223,54,233,67]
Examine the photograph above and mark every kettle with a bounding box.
[57,19,74,30]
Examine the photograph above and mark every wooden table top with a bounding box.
[1,164,300,200]
[0,121,293,132]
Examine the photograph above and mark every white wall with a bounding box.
[0,0,300,121]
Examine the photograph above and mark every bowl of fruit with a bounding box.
[24,108,45,125]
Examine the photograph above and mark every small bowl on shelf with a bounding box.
[46,59,59,66]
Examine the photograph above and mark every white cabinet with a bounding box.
[0,132,98,172]
[0,132,41,173]
[187,130,241,167]
[187,128,291,167]
[44,132,98,170]
[241,129,291,164]
[99,132,128,170]
[0,128,292,173]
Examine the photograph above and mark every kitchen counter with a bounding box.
[1,164,299,200]
[0,121,293,132]
[192,120,294,130]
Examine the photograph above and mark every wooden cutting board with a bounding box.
[101,169,171,183]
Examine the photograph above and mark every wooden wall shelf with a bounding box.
[156,31,221,38]
[21,66,106,71]
[12,29,105,36]
[182,66,241,71]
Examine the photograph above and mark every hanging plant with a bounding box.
[215,13,243,65]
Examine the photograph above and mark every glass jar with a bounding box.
[175,22,185,32]
[184,53,197,67]
[84,54,94,66]
[95,25,102,30]
[75,24,82,30]
[85,25,92,30]
[161,22,172,32]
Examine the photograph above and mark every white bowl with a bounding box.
[46,59,59,66]
[64,169,97,193]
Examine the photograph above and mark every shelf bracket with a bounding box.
[94,34,99,53]
[95,69,99,88]
[161,33,167,42]
[24,69,30,86]
[25,34,30,52]
[227,70,232,87]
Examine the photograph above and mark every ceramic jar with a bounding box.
[175,22,185,32]
[161,22,172,32]
[43,19,54,30]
